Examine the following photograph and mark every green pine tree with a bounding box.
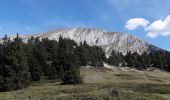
[0,34,31,91]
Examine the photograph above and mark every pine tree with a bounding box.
[41,38,60,79]
[47,65,58,80]
[33,38,49,76]
[61,53,82,84]
[27,53,41,81]
[58,36,82,84]
[0,34,31,91]
[77,42,89,66]
[26,37,42,81]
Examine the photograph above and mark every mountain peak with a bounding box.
[32,28,161,57]
[0,28,161,57]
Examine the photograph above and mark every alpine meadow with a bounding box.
[0,0,170,100]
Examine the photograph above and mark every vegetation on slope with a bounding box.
[0,67,170,100]
[0,34,105,91]
[0,33,170,94]
[107,49,170,70]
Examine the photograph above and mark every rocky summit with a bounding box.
[1,28,161,57]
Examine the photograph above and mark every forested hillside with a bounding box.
[107,50,170,70]
[0,34,105,91]
[0,34,170,92]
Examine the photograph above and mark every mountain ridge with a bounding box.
[0,28,162,57]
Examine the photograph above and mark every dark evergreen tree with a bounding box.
[33,37,49,76]
[47,65,58,80]
[108,51,124,66]
[77,41,105,67]
[77,42,89,66]
[0,34,31,91]
[26,37,42,81]
[41,38,60,79]
[57,36,82,84]
[89,46,105,67]
[28,56,41,81]
[0,34,169,91]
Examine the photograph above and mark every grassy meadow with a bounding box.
[1,66,170,100]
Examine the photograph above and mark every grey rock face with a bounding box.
[1,28,161,57]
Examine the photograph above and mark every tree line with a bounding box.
[0,34,170,92]
[107,49,170,71]
[0,34,106,91]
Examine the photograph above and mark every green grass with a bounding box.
[0,81,168,100]
[114,74,144,80]
[132,84,170,94]
[1,67,170,100]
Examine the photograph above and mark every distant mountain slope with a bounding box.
[1,28,162,57]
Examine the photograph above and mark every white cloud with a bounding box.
[125,18,150,30]
[145,15,170,38]
[125,15,170,38]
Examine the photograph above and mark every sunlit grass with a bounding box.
[1,67,170,100]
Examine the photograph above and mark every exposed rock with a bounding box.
[0,28,162,57]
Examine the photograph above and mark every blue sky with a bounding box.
[0,0,170,51]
